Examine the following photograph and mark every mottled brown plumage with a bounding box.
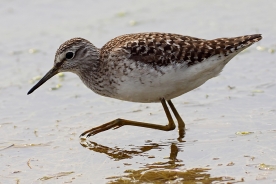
[101,33,261,67]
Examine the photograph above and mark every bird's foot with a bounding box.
[80,119,123,138]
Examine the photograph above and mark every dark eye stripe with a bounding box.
[55,46,86,68]
[55,60,64,68]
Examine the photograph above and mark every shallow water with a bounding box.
[1,0,276,183]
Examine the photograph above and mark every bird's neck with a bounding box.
[76,47,111,96]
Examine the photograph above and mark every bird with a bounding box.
[27,32,262,139]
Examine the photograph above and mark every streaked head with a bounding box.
[27,38,98,95]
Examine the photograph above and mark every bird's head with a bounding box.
[27,38,98,95]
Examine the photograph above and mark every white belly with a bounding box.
[112,53,238,103]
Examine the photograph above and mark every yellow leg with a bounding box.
[80,98,185,139]
[167,100,185,140]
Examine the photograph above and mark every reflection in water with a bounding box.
[80,140,243,183]
[107,167,242,183]
[80,140,162,160]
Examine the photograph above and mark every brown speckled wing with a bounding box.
[101,33,262,67]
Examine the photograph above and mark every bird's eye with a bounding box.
[65,52,74,59]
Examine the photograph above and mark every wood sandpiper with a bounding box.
[27,32,262,139]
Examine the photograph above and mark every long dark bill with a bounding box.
[27,68,58,95]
